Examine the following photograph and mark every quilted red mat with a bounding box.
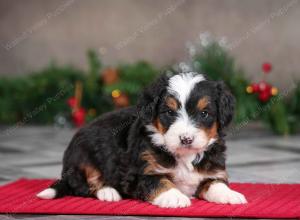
[0,179,299,218]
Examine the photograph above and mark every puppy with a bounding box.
[37,72,247,208]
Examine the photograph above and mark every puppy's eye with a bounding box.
[167,110,174,115]
[163,109,174,116]
[200,111,209,118]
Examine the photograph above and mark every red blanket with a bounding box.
[0,179,299,218]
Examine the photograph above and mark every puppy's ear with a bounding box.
[137,74,168,124]
[215,81,235,129]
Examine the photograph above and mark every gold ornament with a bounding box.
[246,86,253,94]
[271,87,278,96]
[112,89,121,98]
[112,90,129,108]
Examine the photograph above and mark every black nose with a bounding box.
[180,135,194,145]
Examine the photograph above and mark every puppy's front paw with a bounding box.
[96,186,122,202]
[152,188,191,208]
[203,182,247,204]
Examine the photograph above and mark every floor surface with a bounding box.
[0,124,299,219]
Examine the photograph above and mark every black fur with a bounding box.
[48,73,235,201]
[215,81,235,129]
[136,74,169,124]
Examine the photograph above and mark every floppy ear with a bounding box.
[137,74,168,124]
[216,81,235,129]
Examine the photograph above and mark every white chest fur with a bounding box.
[172,165,203,197]
[171,154,204,197]
[153,153,226,198]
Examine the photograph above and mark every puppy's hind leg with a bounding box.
[81,164,122,202]
[37,168,77,199]
[96,186,122,202]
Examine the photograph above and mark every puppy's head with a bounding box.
[137,72,235,155]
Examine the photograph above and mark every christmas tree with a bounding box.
[0,42,299,134]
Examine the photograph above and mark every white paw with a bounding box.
[36,188,56,199]
[96,186,122,202]
[203,182,247,204]
[152,188,191,208]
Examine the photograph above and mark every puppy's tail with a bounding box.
[36,179,71,199]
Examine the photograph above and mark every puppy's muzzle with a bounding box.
[179,135,194,146]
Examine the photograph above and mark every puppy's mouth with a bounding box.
[175,145,206,155]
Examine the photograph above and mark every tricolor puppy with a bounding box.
[37,72,247,208]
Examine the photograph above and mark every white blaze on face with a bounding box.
[167,73,205,105]
[164,73,208,154]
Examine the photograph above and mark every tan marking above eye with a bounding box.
[197,96,210,110]
[166,97,178,111]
